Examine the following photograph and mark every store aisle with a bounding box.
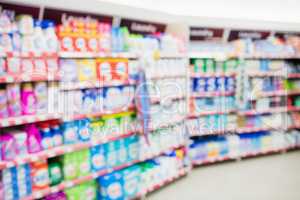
[148,151,300,200]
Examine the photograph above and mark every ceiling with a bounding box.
[4,0,300,31]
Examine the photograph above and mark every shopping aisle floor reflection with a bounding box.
[147,151,300,200]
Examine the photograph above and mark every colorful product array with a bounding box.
[243,96,286,111]
[0,121,62,161]
[190,130,300,163]
[0,131,186,200]
[187,114,237,136]
[145,59,186,78]
[191,59,238,74]
[244,59,285,74]
[139,123,186,159]
[192,76,235,93]
[249,77,284,94]
[149,100,185,128]
[60,58,133,84]
[62,85,135,114]
[237,113,285,129]
[0,12,58,54]
[0,57,59,77]
[0,82,59,118]
[147,78,187,100]
[190,96,236,114]
[98,150,186,200]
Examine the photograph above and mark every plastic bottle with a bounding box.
[50,121,63,147]
[6,83,22,117]
[0,85,8,118]
[38,122,53,150]
[25,124,43,153]
[32,20,47,54]
[43,20,58,53]
[21,83,36,115]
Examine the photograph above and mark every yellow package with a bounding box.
[77,59,97,82]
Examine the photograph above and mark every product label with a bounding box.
[92,154,105,168]
[61,37,73,51]
[107,182,122,199]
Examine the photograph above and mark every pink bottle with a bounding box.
[25,124,43,153]
[0,133,18,160]
[6,83,22,117]
[0,86,8,118]
[21,83,37,115]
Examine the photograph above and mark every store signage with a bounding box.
[43,8,113,24]
[0,2,40,18]
[190,27,224,41]
[228,29,270,41]
[120,18,166,35]
[275,31,300,41]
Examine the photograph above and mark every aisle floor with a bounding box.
[147,151,300,200]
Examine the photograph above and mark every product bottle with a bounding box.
[50,120,63,147]
[38,122,54,150]
[0,85,8,118]
[43,20,58,53]
[6,83,22,117]
[25,124,43,153]
[21,83,37,115]
[32,20,47,54]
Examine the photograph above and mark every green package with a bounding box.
[65,185,81,200]
[62,152,78,180]
[48,161,63,186]
[77,149,91,177]
[79,181,97,200]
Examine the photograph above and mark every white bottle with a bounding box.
[43,21,58,53]
[32,21,47,54]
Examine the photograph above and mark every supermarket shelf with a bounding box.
[255,90,287,98]
[0,74,60,84]
[242,53,299,59]
[62,106,135,121]
[189,109,236,118]
[190,72,236,78]
[192,145,300,166]
[60,80,136,90]
[150,95,186,104]
[149,116,185,131]
[238,106,287,116]
[191,91,235,98]
[288,73,300,78]
[236,126,282,134]
[192,156,233,166]
[0,113,61,128]
[190,128,236,136]
[2,51,58,58]
[246,71,286,77]
[149,74,186,80]
[58,51,138,59]
[288,90,300,96]
[188,52,230,60]
[158,52,186,58]
[0,131,136,170]
[21,144,185,200]
[134,167,189,198]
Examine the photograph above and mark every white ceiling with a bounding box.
[100,0,300,23]
[4,0,300,31]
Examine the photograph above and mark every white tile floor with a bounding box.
[147,151,300,200]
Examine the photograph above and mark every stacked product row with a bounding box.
[1,123,186,200]
[190,130,300,165]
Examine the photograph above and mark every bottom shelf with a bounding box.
[192,145,300,166]
[22,144,185,200]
